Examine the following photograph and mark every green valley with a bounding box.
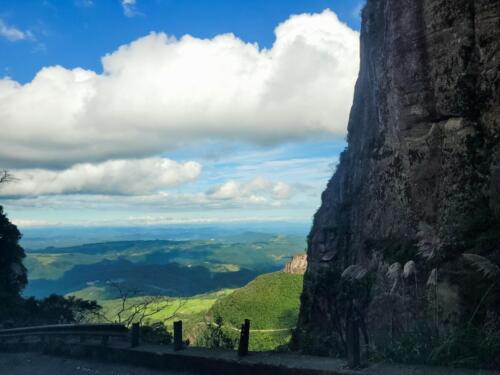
[24,234,305,298]
[21,231,306,352]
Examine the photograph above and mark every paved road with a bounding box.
[0,352,190,375]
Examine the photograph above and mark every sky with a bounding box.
[0,0,363,229]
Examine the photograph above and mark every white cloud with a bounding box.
[273,181,292,199]
[121,0,138,17]
[0,9,359,169]
[11,214,306,228]
[123,215,304,226]
[0,158,201,196]
[10,218,55,228]
[0,19,32,41]
[3,175,293,210]
[208,177,293,203]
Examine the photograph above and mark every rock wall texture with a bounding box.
[284,254,308,275]
[295,0,500,355]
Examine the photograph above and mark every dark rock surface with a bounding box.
[296,0,500,354]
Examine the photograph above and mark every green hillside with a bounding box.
[208,272,304,351]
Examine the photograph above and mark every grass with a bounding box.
[208,272,304,351]
[87,289,234,335]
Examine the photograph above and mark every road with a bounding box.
[0,352,190,375]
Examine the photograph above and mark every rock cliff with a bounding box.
[296,0,500,355]
[284,254,308,275]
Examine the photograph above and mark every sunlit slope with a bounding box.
[209,272,304,350]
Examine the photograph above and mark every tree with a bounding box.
[0,170,16,185]
[196,315,237,349]
[21,295,102,325]
[99,282,185,328]
[0,205,27,312]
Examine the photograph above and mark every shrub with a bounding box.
[195,315,237,349]
[141,322,173,345]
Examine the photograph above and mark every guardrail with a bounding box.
[0,323,131,346]
[0,319,252,356]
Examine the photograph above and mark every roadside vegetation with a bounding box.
[204,272,303,351]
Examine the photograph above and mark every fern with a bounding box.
[463,253,500,280]
[341,264,368,281]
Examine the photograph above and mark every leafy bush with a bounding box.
[141,322,173,345]
[371,321,500,370]
[20,294,101,325]
[371,322,438,364]
[195,315,237,349]
[429,325,500,369]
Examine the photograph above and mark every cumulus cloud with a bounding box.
[0,19,32,41]
[0,158,201,196]
[272,182,292,199]
[0,9,359,169]
[208,177,293,204]
[3,175,294,211]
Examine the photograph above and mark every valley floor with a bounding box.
[0,352,191,375]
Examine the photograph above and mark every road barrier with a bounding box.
[0,323,130,347]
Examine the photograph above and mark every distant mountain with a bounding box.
[29,240,180,255]
[25,259,258,299]
[21,222,309,250]
[23,234,306,299]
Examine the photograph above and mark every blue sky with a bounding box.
[0,0,363,228]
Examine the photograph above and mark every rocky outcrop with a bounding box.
[284,254,308,275]
[296,0,500,355]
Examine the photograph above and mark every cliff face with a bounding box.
[284,254,308,275]
[296,0,500,354]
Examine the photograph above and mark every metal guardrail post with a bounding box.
[131,323,140,348]
[237,319,250,357]
[173,321,183,351]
